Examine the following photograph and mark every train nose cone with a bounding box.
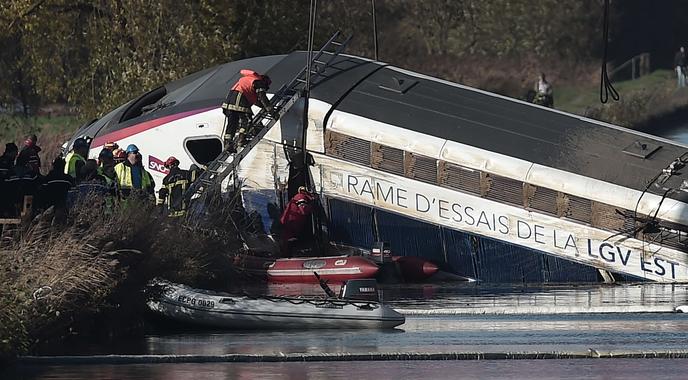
[422,261,439,277]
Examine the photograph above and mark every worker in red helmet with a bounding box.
[157,156,192,217]
[17,134,41,176]
[103,141,119,151]
[279,186,316,256]
[221,69,279,149]
[112,148,126,165]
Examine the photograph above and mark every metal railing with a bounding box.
[609,52,651,80]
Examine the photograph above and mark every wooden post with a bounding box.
[21,195,33,219]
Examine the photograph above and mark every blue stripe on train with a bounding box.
[326,197,600,283]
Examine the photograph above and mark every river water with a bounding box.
[5,283,688,379]
[657,126,688,145]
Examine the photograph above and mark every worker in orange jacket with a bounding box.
[221,69,278,149]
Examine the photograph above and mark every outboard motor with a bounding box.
[340,279,380,302]
[370,241,392,264]
[371,241,399,282]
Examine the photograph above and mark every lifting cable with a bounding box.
[305,0,317,94]
[600,0,619,104]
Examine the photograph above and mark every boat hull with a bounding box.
[266,255,380,283]
[148,280,405,329]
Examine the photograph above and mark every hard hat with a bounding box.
[104,141,119,150]
[98,148,113,160]
[126,144,139,154]
[24,134,37,147]
[73,137,89,149]
[298,186,307,193]
[164,156,179,168]
[113,148,126,159]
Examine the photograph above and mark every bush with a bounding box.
[0,193,241,362]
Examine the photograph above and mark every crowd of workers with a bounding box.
[0,136,197,219]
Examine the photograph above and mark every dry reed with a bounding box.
[0,190,243,362]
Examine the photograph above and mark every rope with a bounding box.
[240,293,379,309]
[155,279,379,309]
[599,0,619,104]
[305,0,317,93]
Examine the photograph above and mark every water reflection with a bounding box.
[11,359,688,380]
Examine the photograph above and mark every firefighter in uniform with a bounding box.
[157,156,191,217]
[64,137,89,181]
[114,144,155,199]
[279,186,316,256]
[221,69,279,149]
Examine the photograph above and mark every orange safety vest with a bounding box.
[231,69,264,105]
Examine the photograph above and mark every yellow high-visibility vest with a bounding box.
[114,162,153,190]
[97,166,117,186]
[64,152,85,178]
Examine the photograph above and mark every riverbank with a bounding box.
[0,195,242,365]
[556,69,688,131]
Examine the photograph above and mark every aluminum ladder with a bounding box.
[186,31,351,199]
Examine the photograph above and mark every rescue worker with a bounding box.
[0,142,18,217]
[114,144,155,199]
[36,157,74,213]
[15,135,41,176]
[97,148,119,208]
[64,137,89,181]
[97,148,118,186]
[0,142,18,178]
[112,148,126,165]
[157,156,191,217]
[9,146,42,218]
[675,47,687,88]
[533,73,554,108]
[279,186,315,256]
[221,69,279,149]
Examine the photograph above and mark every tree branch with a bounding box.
[8,0,48,30]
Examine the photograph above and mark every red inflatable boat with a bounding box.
[267,255,380,283]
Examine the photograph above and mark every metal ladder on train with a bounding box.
[186,31,352,200]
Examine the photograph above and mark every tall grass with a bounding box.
[0,115,80,173]
[0,192,242,363]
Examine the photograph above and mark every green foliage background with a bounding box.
[0,0,606,118]
[1,0,687,121]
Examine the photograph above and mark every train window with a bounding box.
[119,86,167,123]
[185,137,222,166]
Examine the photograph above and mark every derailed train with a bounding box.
[69,51,688,283]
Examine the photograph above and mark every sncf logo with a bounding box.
[148,155,169,174]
